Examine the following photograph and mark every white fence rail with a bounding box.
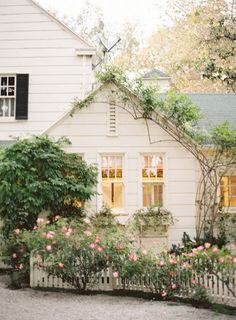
[30,257,236,307]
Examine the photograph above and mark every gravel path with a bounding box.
[0,275,235,320]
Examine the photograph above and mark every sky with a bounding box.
[37,0,170,40]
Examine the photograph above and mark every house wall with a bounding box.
[0,0,94,140]
[47,85,197,247]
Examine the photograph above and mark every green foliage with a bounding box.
[0,136,98,237]
[70,92,95,116]
[133,206,174,234]
[211,121,236,150]
[96,65,127,84]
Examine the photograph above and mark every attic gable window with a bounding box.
[0,74,29,120]
[0,75,16,118]
[107,105,118,136]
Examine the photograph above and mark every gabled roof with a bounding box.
[29,0,95,51]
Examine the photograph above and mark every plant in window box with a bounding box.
[133,206,174,234]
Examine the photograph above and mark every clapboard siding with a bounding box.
[47,85,198,245]
[0,0,94,139]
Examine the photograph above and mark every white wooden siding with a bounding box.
[0,0,94,139]
[47,85,198,245]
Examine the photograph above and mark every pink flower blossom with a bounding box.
[54,215,60,221]
[95,234,101,243]
[18,264,23,270]
[171,252,176,257]
[142,249,147,256]
[159,260,165,266]
[171,284,177,290]
[41,232,47,238]
[218,257,224,264]
[33,226,37,230]
[89,243,96,249]
[204,242,211,249]
[12,253,17,259]
[46,245,52,252]
[212,247,218,253]
[128,234,136,242]
[83,218,91,224]
[233,257,236,264]
[197,245,204,251]
[46,231,55,239]
[191,279,196,285]
[129,253,138,262]
[58,262,64,269]
[14,229,21,235]
[192,248,197,254]
[204,285,209,289]
[169,258,177,265]
[116,243,125,250]
[37,218,44,224]
[84,230,92,236]
[229,243,236,250]
[161,291,167,297]
[97,246,103,252]
[112,271,119,278]
[52,240,57,245]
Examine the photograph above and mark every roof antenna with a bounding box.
[92,37,121,70]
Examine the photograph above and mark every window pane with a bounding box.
[1,77,7,86]
[113,182,123,208]
[153,184,163,206]
[109,168,115,179]
[8,87,14,96]
[143,184,152,207]
[1,87,7,96]
[102,182,111,207]
[8,77,15,86]
[10,98,14,117]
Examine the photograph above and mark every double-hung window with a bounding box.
[0,75,16,118]
[101,155,123,209]
[142,154,164,207]
[220,176,236,207]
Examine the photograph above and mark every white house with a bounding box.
[0,0,235,249]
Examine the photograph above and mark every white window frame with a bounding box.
[0,74,16,119]
[99,154,125,213]
[140,153,165,208]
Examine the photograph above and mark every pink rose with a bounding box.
[204,285,209,289]
[52,240,57,245]
[161,291,167,297]
[129,253,138,262]
[233,257,236,264]
[197,245,204,251]
[37,218,44,224]
[97,246,103,252]
[84,218,91,224]
[112,271,119,278]
[171,284,177,290]
[54,215,60,221]
[46,231,55,239]
[18,264,23,270]
[14,229,21,235]
[12,253,17,259]
[192,248,197,254]
[46,245,52,252]
[212,247,218,253]
[142,249,147,256]
[191,279,196,284]
[159,260,165,266]
[33,226,37,230]
[95,234,101,243]
[89,243,96,249]
[169,258,177,265]
[218,257,224,264]
[204,242,211,249]
[58,262,64,269]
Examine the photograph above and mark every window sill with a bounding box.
[0,118,27,123]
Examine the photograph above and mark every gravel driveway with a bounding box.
[0,275,235,320]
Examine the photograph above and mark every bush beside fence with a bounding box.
[30,256,236,307]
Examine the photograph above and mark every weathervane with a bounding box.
[92,37,121,69]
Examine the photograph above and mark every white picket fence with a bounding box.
[30,257,236,307]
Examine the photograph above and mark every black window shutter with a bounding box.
[15,74,29,120]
